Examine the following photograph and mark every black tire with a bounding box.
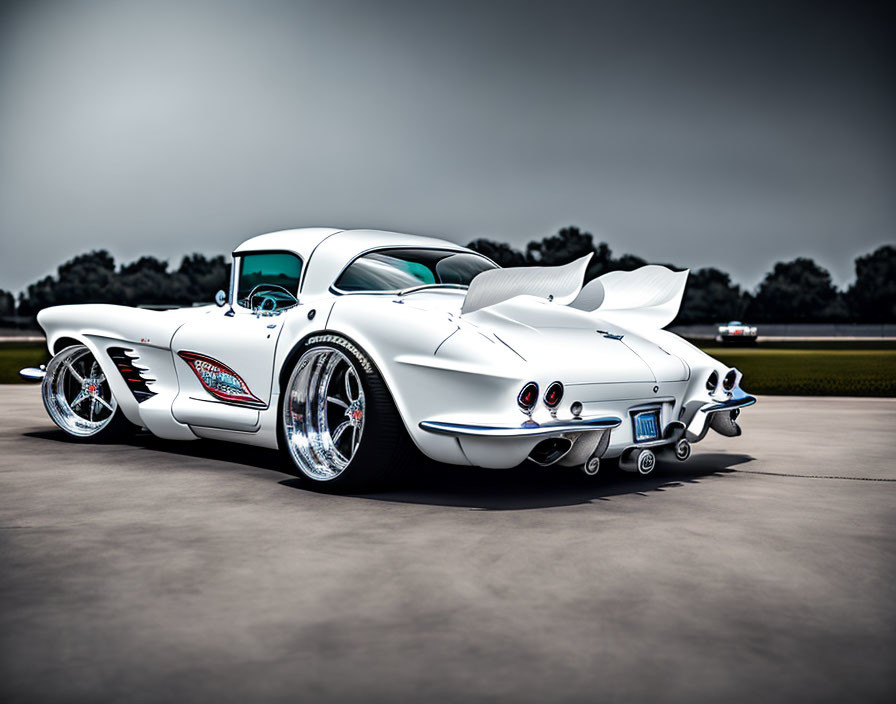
[278,334,414,492]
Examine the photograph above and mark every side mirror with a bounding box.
[215,290,227,307]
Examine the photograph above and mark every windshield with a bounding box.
[237,252,302,308]
[334,248,497,292]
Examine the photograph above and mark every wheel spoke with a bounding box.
[351,425,360,454]
[332,420,351,444]
[95,395,114,412]
[345,367,357,402]
[90,397,97,421]
[65,361,85,384]
[70,390,90,408]
[326,395,348,409]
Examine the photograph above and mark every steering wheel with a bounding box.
[246,283,298,312]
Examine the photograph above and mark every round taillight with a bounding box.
[706,371,719,392]
[723,369,737,391]
[544,381,563,408]
[518,382,539,411]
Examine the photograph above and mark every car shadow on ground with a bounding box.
[23,428,754,511]
[345,453,755,510]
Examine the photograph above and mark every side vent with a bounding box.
[108,347,157,403]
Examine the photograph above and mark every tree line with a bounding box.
[1,227,893,324]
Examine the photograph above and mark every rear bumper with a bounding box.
[418,414,621,468]
[415,390,755,468]
[419,415,621,438]
[703,393,757,414]
[684,389,756,442]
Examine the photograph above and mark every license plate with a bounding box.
[632,410,661,442]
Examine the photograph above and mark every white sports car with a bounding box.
[21,228,755,490]
[717,320,758,344]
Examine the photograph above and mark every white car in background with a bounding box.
[22,228,755,491]
[717,320,758,344]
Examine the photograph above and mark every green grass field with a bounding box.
[0,342,49,384]
[699,345,896,396]
[1,340,894,396]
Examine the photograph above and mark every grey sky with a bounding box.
[1,0,893,295]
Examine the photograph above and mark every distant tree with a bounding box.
[116,256,172,306]
[747,257,846,322]
[18,250,118,316]
[53,250,118,306]
[676,268,744,324]
[176,253,230,304]
[585,241,614,280]
[466,239,527,267]
[525,226,596,266]
[0,289,15,318]
[845,245,896,322]
[609,253,648,272]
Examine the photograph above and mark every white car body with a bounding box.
[30,228,755,474]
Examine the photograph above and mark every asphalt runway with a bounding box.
[1,386,894,703]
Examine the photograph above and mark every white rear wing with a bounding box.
[462,260,688,329]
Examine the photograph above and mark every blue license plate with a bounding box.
[632,410,660,442]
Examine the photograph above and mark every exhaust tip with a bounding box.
[582,456,600,476]
[528,437,572,466]
[636,448,657,475]
[674,439,691,461]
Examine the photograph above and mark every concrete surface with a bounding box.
[0,386,894,703]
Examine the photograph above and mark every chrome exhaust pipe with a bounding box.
[527,437,573,466]
[582,456,600,476]
[619,447,657,475]
[674,439,691,461]
[636,448,656,475]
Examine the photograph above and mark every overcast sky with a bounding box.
[1,0,893,294]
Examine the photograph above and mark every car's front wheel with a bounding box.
[41,344,135,441]
[279,336,411,491]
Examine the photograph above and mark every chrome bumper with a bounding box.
[703,393,757,414]
[419,415,622,438]
[19,366,46,382]
[685,389,756,442]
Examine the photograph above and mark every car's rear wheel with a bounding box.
[41,344,134,441]
[279,336,412,491]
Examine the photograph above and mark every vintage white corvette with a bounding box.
[22,228,755,489]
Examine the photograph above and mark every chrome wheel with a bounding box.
[283,346,366,481]
[42,345,118,437]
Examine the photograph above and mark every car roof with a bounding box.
[232,227,343,261]
[232,227,475,295]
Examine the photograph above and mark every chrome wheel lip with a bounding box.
[283,346,366,482]
[42,345,117,437]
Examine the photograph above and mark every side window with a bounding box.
[334,249,497,292]
[237,252,302,308]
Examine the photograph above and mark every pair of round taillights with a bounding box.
[706,369,738,393]
[518,381,563,412]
